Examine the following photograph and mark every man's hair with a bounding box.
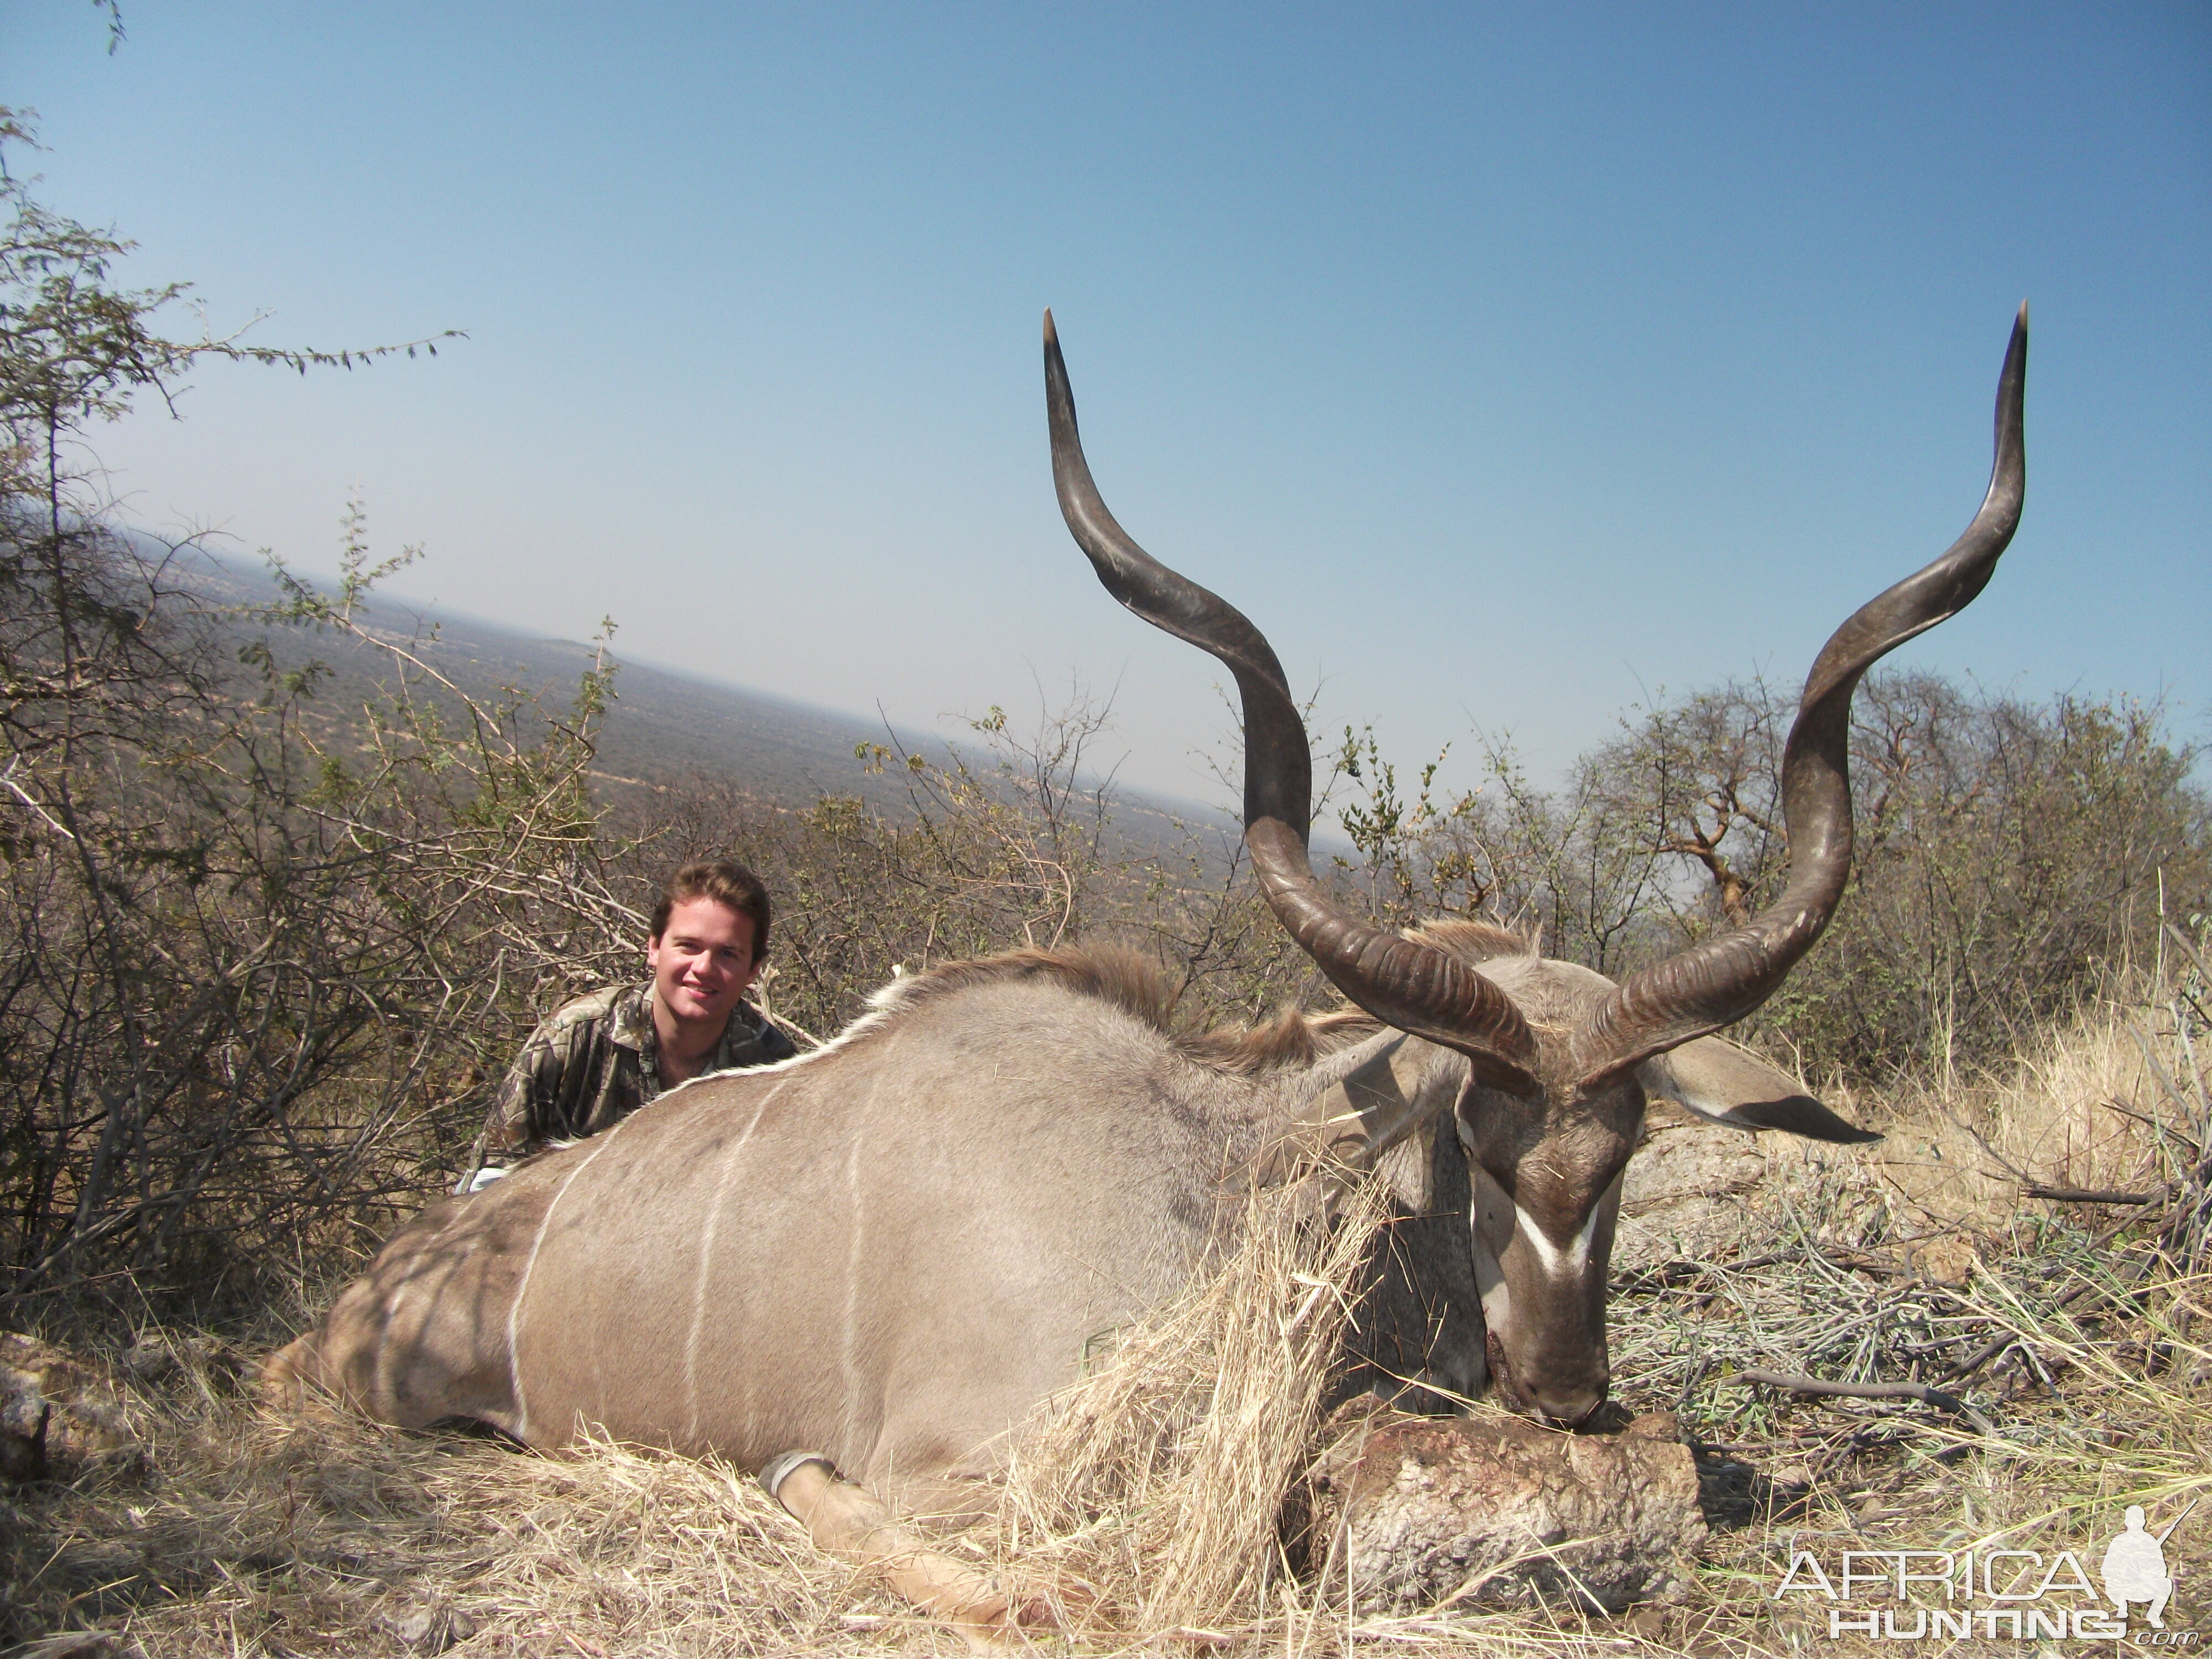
[651,859,771,963]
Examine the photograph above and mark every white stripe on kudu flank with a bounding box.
[838,1033,895,1464]
[506,1119,631,1442]
[683,1076,790,1444]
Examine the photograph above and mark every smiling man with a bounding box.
[464,859,797,1184]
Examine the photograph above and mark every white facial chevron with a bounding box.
[1512,1198,1605,1277]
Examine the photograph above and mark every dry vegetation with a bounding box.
[5,959,2209,1657]
[8,109,2212,1657]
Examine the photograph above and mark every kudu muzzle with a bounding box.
[1471,1160,1627,1426]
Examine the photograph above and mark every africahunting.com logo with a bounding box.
[1772,1502,2196,1643]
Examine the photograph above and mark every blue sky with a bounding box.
[7,3,2208,802]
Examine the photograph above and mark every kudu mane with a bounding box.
[862,921,1536,1077]
[859,942,1373,1076]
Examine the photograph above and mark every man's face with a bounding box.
[648,896,760,1032]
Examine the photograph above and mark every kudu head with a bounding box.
[1044,307,2027,1426]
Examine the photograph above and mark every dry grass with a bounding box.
[1859,989,2183,1241]
[980,1177,1393,1641]
[7,963,2209,1657]
[1,1322,957,1657]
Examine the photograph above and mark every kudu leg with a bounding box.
[761,1452,1051,1653]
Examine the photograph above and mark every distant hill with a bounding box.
[173,543,1239,858]
[359,612,938,816]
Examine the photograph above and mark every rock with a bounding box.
[122,1333,233,1386]
[1612,1117,1771,1272]
[1,1333,139,1481]
[1,1397,51,1481]
[120,1340,178,1383]
[379,1598,471,1653]
[1311,1404,1707,1615]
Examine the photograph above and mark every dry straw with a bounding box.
[982,1175,1393,1640]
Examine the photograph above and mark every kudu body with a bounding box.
[274,308,2026,1479]
[270,951,1495,1499]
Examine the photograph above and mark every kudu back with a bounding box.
[273,307,2026,1473]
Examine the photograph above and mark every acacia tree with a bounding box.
[1330,668,2210,1082]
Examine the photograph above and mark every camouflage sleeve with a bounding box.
[473,1017,576,1162]
[726,1003,799,1069]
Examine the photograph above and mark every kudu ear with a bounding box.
[1247,1032,1422,1187]
[1637,1035,1880,1145]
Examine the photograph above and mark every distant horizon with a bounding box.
[179,535,1259,829]
[175,513,2211,812]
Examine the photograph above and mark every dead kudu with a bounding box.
[269,307,2026,1628]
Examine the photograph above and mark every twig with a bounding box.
[2157,1498,2200,1545]
[1825,1248,1910,1279]
[1611,1250,1793,1293]
[2102,1096,2200,1157]
[2164,920,2212,997]
[2157,927,2212,1131]
[1735,1369,1994,1435]
[2126,1016,2195,1133]
[0,759,77,841]
[1939,1104,2030,1183]
[1937,1217,2169,1384]
[2025,1185,2159,1205]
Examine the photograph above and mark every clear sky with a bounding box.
[7,3,2208,803]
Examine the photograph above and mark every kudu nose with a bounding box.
[1533,1385,1609,1429]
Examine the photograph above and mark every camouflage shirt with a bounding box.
[473,981,796,1164]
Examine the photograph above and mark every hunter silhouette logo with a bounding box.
[1772,1498,2199,1642]
[2103,1501,2192,1630]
